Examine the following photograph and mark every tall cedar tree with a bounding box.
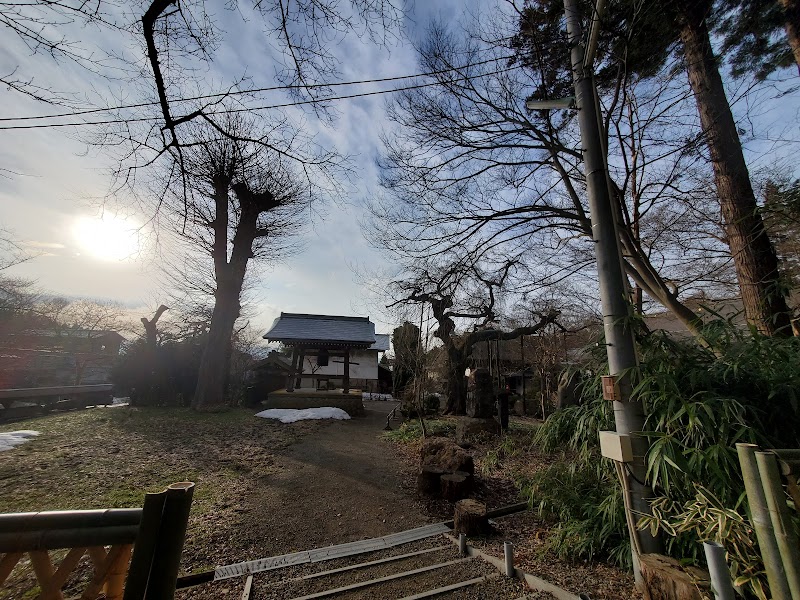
[717,0,800,77]
[515,0,794,335]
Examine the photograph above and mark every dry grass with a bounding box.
[0,406,321,598]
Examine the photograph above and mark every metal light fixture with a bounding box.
[525,97,575,110]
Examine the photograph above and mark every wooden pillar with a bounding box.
[343,348,350,394]
[295,348,306,389]
[286,347,299,392]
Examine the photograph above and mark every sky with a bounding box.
[1,1,798,341]
[0,0,481,337]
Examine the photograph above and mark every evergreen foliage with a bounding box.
[529,324,800,596]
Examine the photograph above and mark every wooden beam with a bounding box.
[398,573,499,599]
[0,552,22,585]
[286,558,473,600]
[287,347,300,392]
[342,348,350,394]
[295,349,306,389]
[241,575,253,600]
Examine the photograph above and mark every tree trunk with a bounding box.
[444,343,468,414]
[417,466,446,495]
[679,2,793,336]
[441,472,472,501]
[779,0,800,75]
[192,277,244,410]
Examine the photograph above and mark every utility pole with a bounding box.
[562,0,662,575]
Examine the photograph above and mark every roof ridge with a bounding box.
[280,312,371,322]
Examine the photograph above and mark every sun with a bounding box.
[73,214,141,261]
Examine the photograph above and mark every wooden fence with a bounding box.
[0,482,194,600]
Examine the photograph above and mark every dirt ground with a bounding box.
[0,403,638,599]
[386,417,641,600]
[0,401,429,599]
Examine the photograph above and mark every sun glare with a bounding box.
[73,215,141,261]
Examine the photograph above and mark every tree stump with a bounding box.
[417,466,447,495]
[441,472,472,501]
[639,554,709,600]
[453,499,488,535]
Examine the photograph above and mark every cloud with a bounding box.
[23,241,66,249]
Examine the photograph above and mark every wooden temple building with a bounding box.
[262,313,389,414]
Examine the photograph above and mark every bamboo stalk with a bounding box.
[50,547,87,590]
[703,542,734,600]
[0,509,141,534]
[736,443,791,600]
[30,550,64,600]
[144,482,194,600]
[105,544,133,600]
[0,525,139,553]
[0,552,23,585]
[123,488,167,600]
[81,544,127,600]
[755,451,800,600]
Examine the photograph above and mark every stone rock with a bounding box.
[420,437,474,475]
[466,368,495,418]
[456,417,501,445]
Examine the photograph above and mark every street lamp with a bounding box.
[524,97,575,111]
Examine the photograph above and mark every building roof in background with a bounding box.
[263,313,378,347]
[369,334,390,352]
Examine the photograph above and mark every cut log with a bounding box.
[417,467,447,495]
[453,499,488,536]
[639,554,710,600]
[441,473,472,502]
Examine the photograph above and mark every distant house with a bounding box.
[0,329,124,388]
[263,313,390,393]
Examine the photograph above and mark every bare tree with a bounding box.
[0,0,129,105]
[37,298,128,384]
[146,114,313,409]
[369,17,739,346]
[388,257,561,414]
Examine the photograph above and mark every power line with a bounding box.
[0,54,519,123]
[0,64,523,131]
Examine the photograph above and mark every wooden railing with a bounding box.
[0,384,114,422]
[0,482,194,600]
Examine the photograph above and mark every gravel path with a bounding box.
[179,400,431,598]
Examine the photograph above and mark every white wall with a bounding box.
[300,349,378,380]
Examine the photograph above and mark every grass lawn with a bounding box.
[0,406,318,598]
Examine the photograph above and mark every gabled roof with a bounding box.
[369,334,390,352]
[263,313,377,347]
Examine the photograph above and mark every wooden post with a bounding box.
[343,348,350,394]
[295,348,306,390]
[286,347,299,392]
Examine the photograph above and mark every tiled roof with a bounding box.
[369,334,390,352]
[263,313,377,346]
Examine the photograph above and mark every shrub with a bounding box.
[528,324,800,597]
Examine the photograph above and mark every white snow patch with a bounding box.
[0,430,40,452]
[255,407,352,423]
